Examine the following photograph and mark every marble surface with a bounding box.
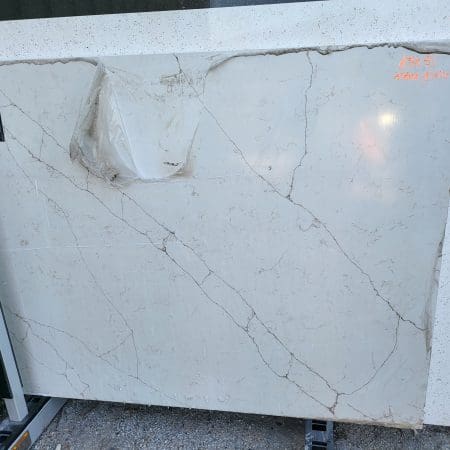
[0,46,449,428]
[0,0,449,61]
[425,203,450,426]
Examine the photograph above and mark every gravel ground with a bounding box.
[335,422,450,450]
[33,401,305,449]
[31,400,450,449]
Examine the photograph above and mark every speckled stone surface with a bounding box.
[0,0,449,61]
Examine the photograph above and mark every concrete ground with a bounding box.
[31,400,450,449]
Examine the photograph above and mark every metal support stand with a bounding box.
[305,419,334,450]
[0,305,65,449]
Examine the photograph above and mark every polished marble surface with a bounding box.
[0,46,449,427]
[425,203,450,426]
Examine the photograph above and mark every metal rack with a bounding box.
[305,419,334,450]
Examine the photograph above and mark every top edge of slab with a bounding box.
[0,0,449,62]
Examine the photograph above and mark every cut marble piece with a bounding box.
[0,46,449,428]
[425,202,450,426]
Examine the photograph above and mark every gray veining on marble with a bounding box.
[0,46,449,427]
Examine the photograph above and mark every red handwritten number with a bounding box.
[395,55,447,81]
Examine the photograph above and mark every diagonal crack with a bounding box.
[174,53,424,333]
[0,45,437,416]
[0,87,68,154]
[9,318,90,397]
[120,189,340,402]
[120,191,400,415]
[3,137,183,405]
[346,402,377,422]
[47,196,142,381]
[7,307,181,404]
[329,316,401,413]
[2,53,417,414]
[5,126,335,414]
[173,53,421,412]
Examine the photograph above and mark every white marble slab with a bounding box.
[425,203,450,426]
[0,46,449,428]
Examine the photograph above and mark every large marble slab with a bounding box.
[0,46,449,428]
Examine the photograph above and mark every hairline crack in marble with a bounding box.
[0,44,449,428]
